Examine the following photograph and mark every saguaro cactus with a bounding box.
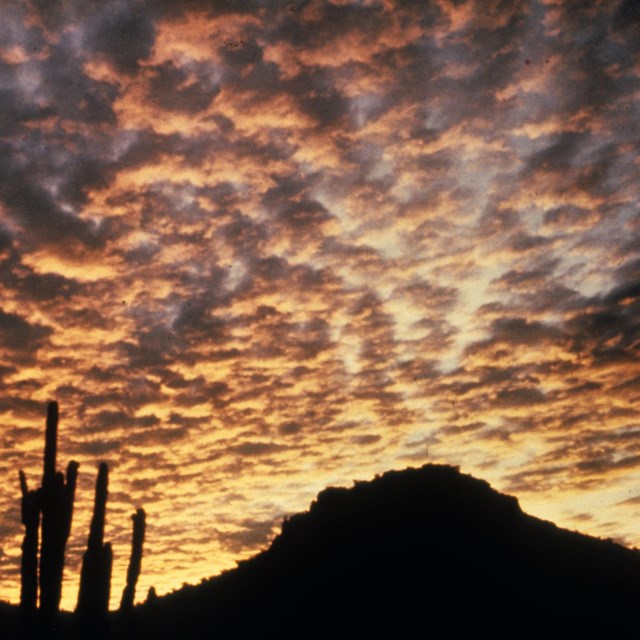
[120,508,146,612]
[18,471,40,614]
[77,462,113,620]
[39,401,79,618]
[17,401,78,639]
[17,402,149,638]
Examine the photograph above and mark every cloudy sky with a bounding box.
[0,0,639,610]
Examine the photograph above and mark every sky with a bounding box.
[0,0,639,611]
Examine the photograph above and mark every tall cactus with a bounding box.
[77,462,113,621]
[120,508,146,612]
[18,471,40,615]
[39,401,79,618]
[17,401,149,638]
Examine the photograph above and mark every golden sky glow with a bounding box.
[0,0,639,611]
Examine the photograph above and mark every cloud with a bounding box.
[494,386,547,407]
[85,2,156,74]
[0,155,108,249]
[0,396,44,419]
[0,309,53,358]
[279,421,303,436]
[147,61,220,113]
[231,442,283,457]
[351,434,382,446]
[564,275,640,366]
[217,517,279,554]
[0,0,639,609]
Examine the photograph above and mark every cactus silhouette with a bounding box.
[18,400,79,636]
[39,402,79,619]
[77,462,113,623]
[120,508,146,612]
[18,471,40,616]
[16,402,148,638]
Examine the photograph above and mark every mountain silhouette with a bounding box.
[4,463,640,637]
[122,464,640,638]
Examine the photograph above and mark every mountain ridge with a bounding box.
[5,463,640,638]
[128,463,640,638]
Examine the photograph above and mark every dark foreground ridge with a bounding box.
[130,464,640,638]
[4,463,640,638]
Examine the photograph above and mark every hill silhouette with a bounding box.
[122,464,640,638]
[4,463,640,637]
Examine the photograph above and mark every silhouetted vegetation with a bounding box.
[18,471,38,618]
[11,402,145,640]
[120,508,146,613]
[6,403,640,638]
[17,401,78,638]
[76,462,113,638]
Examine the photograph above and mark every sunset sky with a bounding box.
[0,0,639,610]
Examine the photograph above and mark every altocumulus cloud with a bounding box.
[0,0,638,609]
